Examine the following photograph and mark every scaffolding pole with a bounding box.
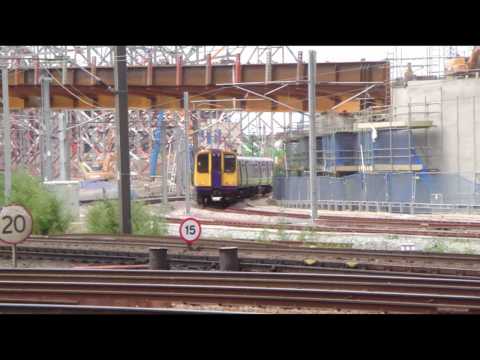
[308,50,317,221]
[184,92,191,216]
[58,110,70,180]
[114,45,132,234]
[161,115,168,206]
[2,67,11,200]
[191,109,198,204]
[41,75,53,181]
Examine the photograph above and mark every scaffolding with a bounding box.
[0,46,299,68]
[282,102,437,176]
[386,46,474,81]
[6,45,478,212]
[275,87,480,214]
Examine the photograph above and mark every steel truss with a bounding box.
[0,46,299,194]
[0,46,298,68]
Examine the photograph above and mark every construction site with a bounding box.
[3,45,480,315]
[1,46,479,215]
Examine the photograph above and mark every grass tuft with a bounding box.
[86,200,167,236]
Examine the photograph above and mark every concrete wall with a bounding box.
[393,78,480,178]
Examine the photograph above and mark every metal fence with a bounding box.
[273,172,480,214]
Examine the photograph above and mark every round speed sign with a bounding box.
[179,217,202,244]
[0,205,33,245]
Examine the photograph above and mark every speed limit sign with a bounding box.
[179,217,201,245]
[0,205,33,245]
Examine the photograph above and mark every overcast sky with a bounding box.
[291,46,473,63]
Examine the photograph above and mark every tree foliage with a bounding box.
[86,200,167,236]
[0,170,72,235]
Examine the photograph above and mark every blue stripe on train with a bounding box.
[211,149,222,188]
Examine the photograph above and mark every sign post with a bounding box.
[179,217,202,248]
[0,205,33,268]
[12,244,17,268]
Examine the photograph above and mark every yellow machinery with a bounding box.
[79,153,116,181]
[446,47,480,76]
[446,57,469,75]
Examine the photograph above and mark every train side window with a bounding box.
[224,154,236,173]
[197,153,209,173]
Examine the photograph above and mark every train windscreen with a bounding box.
[197,153,209,173]
[224,154,236,173]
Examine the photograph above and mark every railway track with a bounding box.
[4,244,480,278]
[222,207,480,229]
[1,268,480,313]
[165,215,480,239]
[84,196,480,238]
[26,233,480,267]
[0,303,237,314]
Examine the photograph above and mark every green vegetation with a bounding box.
[424,239,448,253]
[255,228,271,243]
[243,136,261,157]
[223,232,233,241]
[302,241,353,249]
[86,200,167,235]
[296,229,310,242]
[276,226,288,241]
[276,219,290,241]
[0,170,71,235]
[296,226,317,243]
[463,246,476,255]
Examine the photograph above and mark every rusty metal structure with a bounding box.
[0,46,390,199]
[0,58,389,111]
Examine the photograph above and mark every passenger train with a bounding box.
[194,149,273,206]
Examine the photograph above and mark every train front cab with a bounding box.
[194,150,238,205]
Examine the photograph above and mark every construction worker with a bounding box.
[404,63,415,82]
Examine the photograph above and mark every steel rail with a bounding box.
[4,244,480,278]
[26,234,480,264]
[2,269,480,296]
[14,237,480,277]
[0,303,241,314]
[0,279,479,314]
[1,268,478,283]
[164,216,480,239]
[220,207,480,229]
[0,247,140,263]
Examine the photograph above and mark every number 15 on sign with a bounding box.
[179,217,201,245]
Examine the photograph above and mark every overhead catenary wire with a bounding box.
[4,58,393,113]
[2,56,395,150]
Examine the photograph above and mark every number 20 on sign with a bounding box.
[0,205,32,245]
[0,205,33,268]
[179,217,202,245]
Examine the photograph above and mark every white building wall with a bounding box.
[392,78,480,177]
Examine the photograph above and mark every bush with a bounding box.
[0,170,72,235]
[86,200,167,236]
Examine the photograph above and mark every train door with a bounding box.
[259,162,264,185]
[211,150,222,188]
[195,152,211,187]
[243,161,248,187]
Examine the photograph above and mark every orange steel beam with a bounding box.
[1,61,389,112]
